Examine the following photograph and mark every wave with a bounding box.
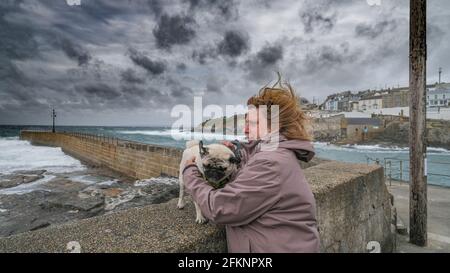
[313,142,450,155]
[0,138,86,174]
[116,129,246,141]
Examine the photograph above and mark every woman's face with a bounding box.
[244,107,269,140]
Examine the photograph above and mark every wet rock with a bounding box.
[0,170,181,238]
[40,192,105,212]
[42,178,87,192]
[0,171,46,189]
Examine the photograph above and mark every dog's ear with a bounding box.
[199,140,209,156]
[229,156,240,164]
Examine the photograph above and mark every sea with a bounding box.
[1,125,449,188]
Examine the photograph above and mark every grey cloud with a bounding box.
[355,20,398,39]
[120,68,146,84]
[299,1,337,34]
[206,74,227,94]
[60,39,92,66]
[153,13,196,50]
[243,44,283,81]
[166,77,194,99]
[185,0,238,20]
[257,45,283,65]
[128,48,166,75]
[147,0,164,17]
[81,83,121,100]
[192,45,218,64]
[302,42,360,74]
[217,30,250,57]
[176,63,187,71]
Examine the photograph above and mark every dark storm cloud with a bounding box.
[243,44,283,81]
[192,45,218,64]
[81,83,121,100]
[217,30,250,57]
[206,74,226,94]
[152,13,196,50]
[1,0,450,126]
[257,45,283,65]
[60,39,92,66]
[302,42,360,74]
[355,20,398,39]
[176,63,187,71]
[299,2,337,34]
[165,77,194,100]
[128,48,166,75]
[147,0,164,17]
[120,68,146,84]
[185,0,238,20]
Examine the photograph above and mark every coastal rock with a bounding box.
[0,172,181,238]
[0,170,46,189]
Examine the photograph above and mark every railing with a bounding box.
[20,129,183,152]
[366,154,450,186]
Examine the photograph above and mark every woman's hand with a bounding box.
[221,141,235,150]
[185,156,196,166]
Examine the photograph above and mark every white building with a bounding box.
[427,83,450,107]
[358,95,383,111]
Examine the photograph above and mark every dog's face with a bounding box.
[198,141,240,187]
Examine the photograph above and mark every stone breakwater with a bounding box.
[0,131,396,252]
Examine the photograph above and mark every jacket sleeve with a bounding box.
[182,156,281,227]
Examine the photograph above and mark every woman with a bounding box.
[181,80,320,253]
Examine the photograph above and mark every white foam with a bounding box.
[117,129,246,141]
[313,142,450,155]
[0,138,86,174]
[0,175,55,195]
[134,176,179,187]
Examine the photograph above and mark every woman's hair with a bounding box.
[247,74,312,141]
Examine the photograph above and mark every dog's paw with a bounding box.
[195,215,208,224]
[177,199,185,209]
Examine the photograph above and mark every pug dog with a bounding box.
[177,140,241,224]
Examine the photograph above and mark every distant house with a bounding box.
[341,118,384,141]
[322,91,359,112]
[323,95,339,111]
[427,83,450,107]
[358,94,383,111]
[382,88,410,108]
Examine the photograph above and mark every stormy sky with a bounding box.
[0,0,449,126]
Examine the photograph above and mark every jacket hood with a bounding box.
[257,132,315,162]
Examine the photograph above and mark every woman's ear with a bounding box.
[199,140,208,156]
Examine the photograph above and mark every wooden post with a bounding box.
[409,0,427,246]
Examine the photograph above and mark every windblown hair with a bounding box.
[247,74,312,141]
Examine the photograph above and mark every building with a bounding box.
[323,94,339,111]
[427,83,450,107]
[382,88,410,108]
[341,118,384,142]
[322,91,360,112]
[358,94,383,111]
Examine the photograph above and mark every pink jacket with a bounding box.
[182,133,320,253]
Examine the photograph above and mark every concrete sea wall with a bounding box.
[0,131,395,253]
[20,131,182,179]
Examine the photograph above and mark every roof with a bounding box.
[346,118,382,126]
[428,87,450,94]
[360,95,382,100]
